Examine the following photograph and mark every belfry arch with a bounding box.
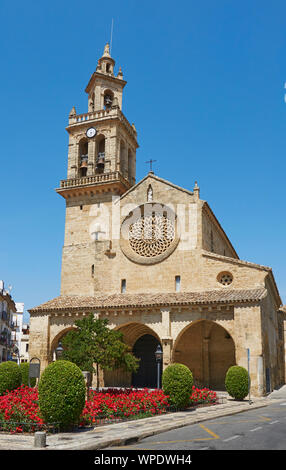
[49,326,76,362]
[103,322,161,388]
[173,320,236,390]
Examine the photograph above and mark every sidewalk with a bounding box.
[0,393,280,451]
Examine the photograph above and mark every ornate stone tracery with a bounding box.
[120,203,180,265]
[129,213,175,258]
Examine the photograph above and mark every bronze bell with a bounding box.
[97,152,105,168]
[80,154,88,168]
[104,94,113,107]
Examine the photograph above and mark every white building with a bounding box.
[0,280,16,362]
[11,303,24,364]
[20,323,30,363]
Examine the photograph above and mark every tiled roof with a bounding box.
[29,288,267,313]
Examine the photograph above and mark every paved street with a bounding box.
[105,400,286,451]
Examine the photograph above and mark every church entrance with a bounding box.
[173,320,236,390]
[132,334,161,388]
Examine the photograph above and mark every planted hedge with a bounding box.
[19,362,36,387]
[162,363,193,409]
[38,360,86,430]
[225,365,249,400]
[0,361,22,396]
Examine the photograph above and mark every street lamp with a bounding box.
[155,344,163,389]
[55,341,64,360]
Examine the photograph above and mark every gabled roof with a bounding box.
[29,288,267,313]
[118,171,194,203]
[201,202,239,259]
[202,251,282,308]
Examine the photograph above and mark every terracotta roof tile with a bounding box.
[29,288,267,313]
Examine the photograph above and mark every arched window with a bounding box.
[120,141,127,176]
[103,89,114,109]
[128,149,133,182]
[79,138,88,177]
[96,135,105,173]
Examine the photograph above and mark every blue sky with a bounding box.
[0,0,286,322]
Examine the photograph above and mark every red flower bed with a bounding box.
[0,385,44,433]
[80,388,170,426]
[0,385,218,433]
[190,386,217,406]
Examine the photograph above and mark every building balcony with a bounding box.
[57,171,131,192]
[1,311,8,322]
[67,107,137,141]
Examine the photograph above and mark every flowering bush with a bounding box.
[190,386,217,406]
[80,388,170,426]
[0,386,44,433]
[0,385,218,433]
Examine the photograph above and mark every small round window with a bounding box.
[218,272,233,286]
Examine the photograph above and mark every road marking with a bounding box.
[199,424,220,440]
[280,402,286,406]
[269,420,279,425]
[223,435,240,442]
[250,427,262,432]
[113,424,220,448]
[259,416,272,421]
[232,416,271,423]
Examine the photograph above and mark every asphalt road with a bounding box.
[106,400,286,451]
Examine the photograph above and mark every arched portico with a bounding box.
[103,322,161,388]
[173,320,236,390]
[49,327,76,362]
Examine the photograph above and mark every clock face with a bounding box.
[86,127,97,138]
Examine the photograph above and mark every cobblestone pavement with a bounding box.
[2,389,284,451]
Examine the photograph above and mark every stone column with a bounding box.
[161,308,173,370]
[233,304,263,396]
[162,338,173,370]
[201,321,212,387]
[202,337,210,388]
[67,136,78,179]
[87,139,96,176]
[29,313,50,375]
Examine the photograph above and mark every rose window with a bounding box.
[128,213,175,258]
[218,272,233,286]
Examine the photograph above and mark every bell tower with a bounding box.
[56,44,139,296]
[57,43,138,196]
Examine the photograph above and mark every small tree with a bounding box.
[225,365,249,400]
[162,363,193,409]
[61,314,139,388]
[38,360,86,430]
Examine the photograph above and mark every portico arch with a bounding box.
[103,322,161,388]
[49,326,76,362]
[173,320,236,390]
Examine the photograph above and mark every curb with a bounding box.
[48,399,271,451]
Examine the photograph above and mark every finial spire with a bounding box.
[193,181,200,200]
[103,43,111,58]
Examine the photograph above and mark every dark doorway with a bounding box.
[132,334,161,388]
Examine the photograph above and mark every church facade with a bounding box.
[29,44,285,396]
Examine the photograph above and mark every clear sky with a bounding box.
[1,0,286,322]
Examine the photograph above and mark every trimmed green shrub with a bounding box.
[38,360,86,430]
[162,363,193,409]
[225,365,249,400]
[0,361,22,395]
[19,362,36,387]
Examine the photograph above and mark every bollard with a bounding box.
[34,431,47,448]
